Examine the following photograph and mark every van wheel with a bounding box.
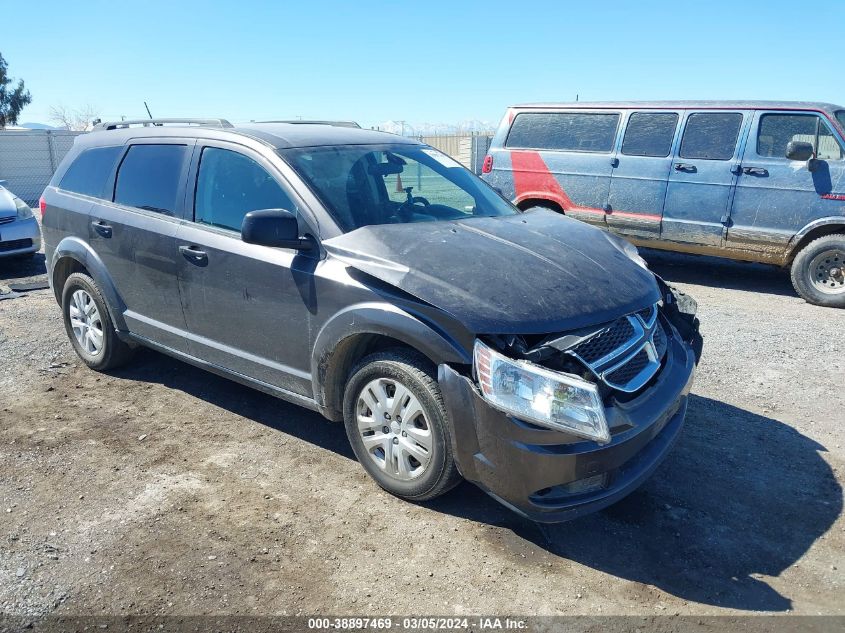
[790,234,845,308]
[62,272,135,370]
[342,349,462,501]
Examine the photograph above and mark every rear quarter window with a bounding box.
[505,112,620,153]
[114,144,188,215]
[58,146,122,198]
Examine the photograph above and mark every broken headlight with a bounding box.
[473,340,610,444]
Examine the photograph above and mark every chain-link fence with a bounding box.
[0,130,83,205]
[418,133,493,174]
[0,129,493,208]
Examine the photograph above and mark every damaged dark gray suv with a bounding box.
[41,118,702,522]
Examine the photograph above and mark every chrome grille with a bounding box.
[572,319,635,364]
[606,349,650,386]
[0,216,15,225]
[568,303,666,393]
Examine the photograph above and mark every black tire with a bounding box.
[61,272,134,370]
[343,349,462,501]
[790,234,845,308]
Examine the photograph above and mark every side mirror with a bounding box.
[786,140,814,162]
[241,209,313,251]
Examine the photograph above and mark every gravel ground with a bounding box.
[0,245,843,618]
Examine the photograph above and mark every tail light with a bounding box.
[481,155,494,174]
[39,197,46,217]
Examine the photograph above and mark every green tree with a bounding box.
[0,52,32,128]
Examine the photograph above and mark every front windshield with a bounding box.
[282,144,517,232]
[837,111,845,133]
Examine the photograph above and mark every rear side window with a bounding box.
[59,146,122,198]
[621,113,679,157]
[114,144,188,215]
[757,114,843,160]
[679,112,743,161]
[506,112,620,153]
[194,147,295,232]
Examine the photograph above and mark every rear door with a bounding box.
[661,111,750,246]
[175,141,316,396]
[728,110,845,254]
[606,110,681,239]
[504,110,621,227]
[88,139,194,351]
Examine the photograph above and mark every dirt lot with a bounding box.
[1,245,843,618]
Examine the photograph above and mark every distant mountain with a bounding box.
[375,119,496,136]
[19,122,58,130]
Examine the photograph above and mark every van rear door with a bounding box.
[661,110,750,247]
[606,110,681,239]
[503,110,620,227]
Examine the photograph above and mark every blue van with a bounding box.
[482,101,845,307]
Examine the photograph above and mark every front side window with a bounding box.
[114,144,188,214]
[836,111,845,132]
[757,114,843,160]
[194,148,295,232]
[679,112,743,161]
[284,144,517,232]
[505,112,620,153]
[621,112,679,157]
[59,146,122,198]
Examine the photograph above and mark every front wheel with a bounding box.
[790,234,845,308]
[343,349,462,501]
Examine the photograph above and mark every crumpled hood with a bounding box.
[322,208,660,334]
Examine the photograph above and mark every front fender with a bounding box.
[311,302,472,418]
[787,216,845,254]
[50,236,128,331]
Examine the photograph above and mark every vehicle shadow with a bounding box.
[640,249,797,298]
[0,252,48,285]
[427,394,842,612]
[114,352,841,612]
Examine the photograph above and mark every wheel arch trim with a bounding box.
[50,236,128,331]
[311,302,471,418]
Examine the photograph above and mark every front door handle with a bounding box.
[674,163,697,173]
[91,220,112,238]
[742,166,769,177]
[179,245,208,264]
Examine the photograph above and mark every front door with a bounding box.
[728,111,845,254]
[661,111,749,247]
[88,140,194,351]
[606,110,680,239]
[175,142,316,397]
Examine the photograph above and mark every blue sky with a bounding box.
[3,0,842,129]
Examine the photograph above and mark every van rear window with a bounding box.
[59,146,122,198]
[505,112,620,153]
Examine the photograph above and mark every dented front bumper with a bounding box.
[438,319,697,523]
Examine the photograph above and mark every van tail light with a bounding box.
[39,197,46,217]
[482,155,494,174]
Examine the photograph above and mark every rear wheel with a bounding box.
[62,272,134,370]
[790,234,845,308]
[343,349,462,501]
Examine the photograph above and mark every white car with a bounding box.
[0,181,41,258]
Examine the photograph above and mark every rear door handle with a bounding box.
[91,220,112,238]
[742,166,769,176]
[179,245,208,263]
[674,163,697,173]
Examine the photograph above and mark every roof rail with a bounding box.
[257,120,361,129]
[92,118,234,131]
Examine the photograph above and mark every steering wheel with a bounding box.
[396,196,431,221]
